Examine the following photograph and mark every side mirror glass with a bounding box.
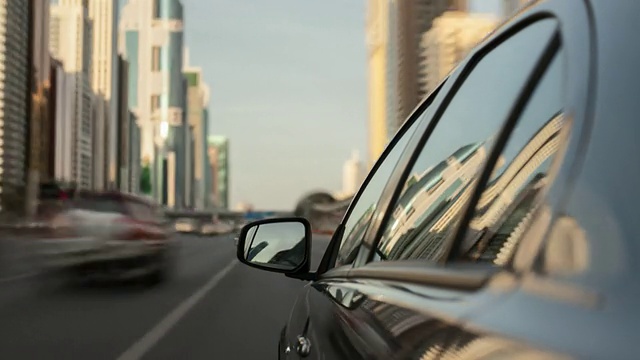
[237,217,311,274]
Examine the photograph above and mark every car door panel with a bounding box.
[283,267,518,360]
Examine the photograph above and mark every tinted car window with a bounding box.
[127,201,155,222]
[75,195,127,214]
[460,48,565,265]
[373,19,559,263]
[335,118,421,267]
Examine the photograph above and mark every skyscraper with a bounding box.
[366,0,390,167]
[391,0,459,134]
[120,0,185,204]
[420,11,497,95]
[342,150,365,197]
[208,136,229,209]
[50,58,75,184]
[503,0,530,17]
[116,55,132,192]
[184,61,211,210]
[0,0,30,214]
[88,0,119,189]
[370,0,464,166]
[50,0,94,189]
[26,0,52,216]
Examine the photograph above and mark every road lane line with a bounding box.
[116,260,238,360]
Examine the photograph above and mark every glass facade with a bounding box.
[155,0,183,20]
[125,31,139,108]
[0,0,30,214]
[208,136,229,209]
[165,31,184,108]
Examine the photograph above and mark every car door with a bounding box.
[283,3,583,358]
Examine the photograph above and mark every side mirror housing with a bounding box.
[236,217,312,276]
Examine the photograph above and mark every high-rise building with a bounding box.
[26,0,52,217]
[208,136,229,209]
[503,0,529,17]
[183,62,211,210]
[88,0,119,189]
[116,55,132,192]
[50,58,75,183]
[50,0,94,189]
[366,0,390,167]
[0,0,30,214]
[120,0,185,205]
[370,0,463,165]
[128,111,141,194]
[342,150,365,197]
[420,11,497,95]
[387,0,461,137]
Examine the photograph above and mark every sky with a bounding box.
[178,0,503,210]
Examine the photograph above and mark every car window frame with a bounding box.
[351,3,591,283]
[357,15,563,268]
[318,79,449,276]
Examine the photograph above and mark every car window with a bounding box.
[75,195,128,214]
[127,201,155,222]
[334,117,421,267]
[373,19,559,263]
[459,48,565,265]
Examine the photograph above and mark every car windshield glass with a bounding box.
[74,196,127,214]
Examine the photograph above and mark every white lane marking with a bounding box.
[116,260,238,360]
[0,271,39,284]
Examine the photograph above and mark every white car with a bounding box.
[200,222,233,236]
[174,218,198,233]
[34,191,175,285]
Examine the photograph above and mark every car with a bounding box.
[200,222,233,236]
[235,1,640,358]
[174,218,199,234]
[34,190,176,286]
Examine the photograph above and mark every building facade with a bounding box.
[50,59,75,183]
[0,0,31,214]
[184,64,210,210]
[50,0,94,189]
[370,0,465,165]
[420,11,498,95]
[386,0,462,138]
[366,0,390,167]
[88,0,119,189]
[120,0,185,205]
[116,55,132,192]
[503,0,530,17]
[26,0,52,216]
[208,136,229,209]
[342,150,365,197]
[128,111,141,194]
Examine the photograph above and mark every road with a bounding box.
[0,233,331,359]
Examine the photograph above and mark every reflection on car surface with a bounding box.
[233,1,640,359]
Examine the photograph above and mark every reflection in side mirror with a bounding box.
[237,217,311,274]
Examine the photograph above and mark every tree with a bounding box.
[140,164,152,195]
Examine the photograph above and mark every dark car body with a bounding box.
[238,1,640,359]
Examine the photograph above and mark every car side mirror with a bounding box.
[236,217,311,275]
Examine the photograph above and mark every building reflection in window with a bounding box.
[463,113,565,265]
[375,112,565,265]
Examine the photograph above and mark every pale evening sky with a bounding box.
[167,0,502,210]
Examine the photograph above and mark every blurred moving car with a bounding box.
[200,221,233,236]
[234,1,640,358]
[174,218,198,234]
[35,191,176,285]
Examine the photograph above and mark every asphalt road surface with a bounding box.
[0,232,331,359]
